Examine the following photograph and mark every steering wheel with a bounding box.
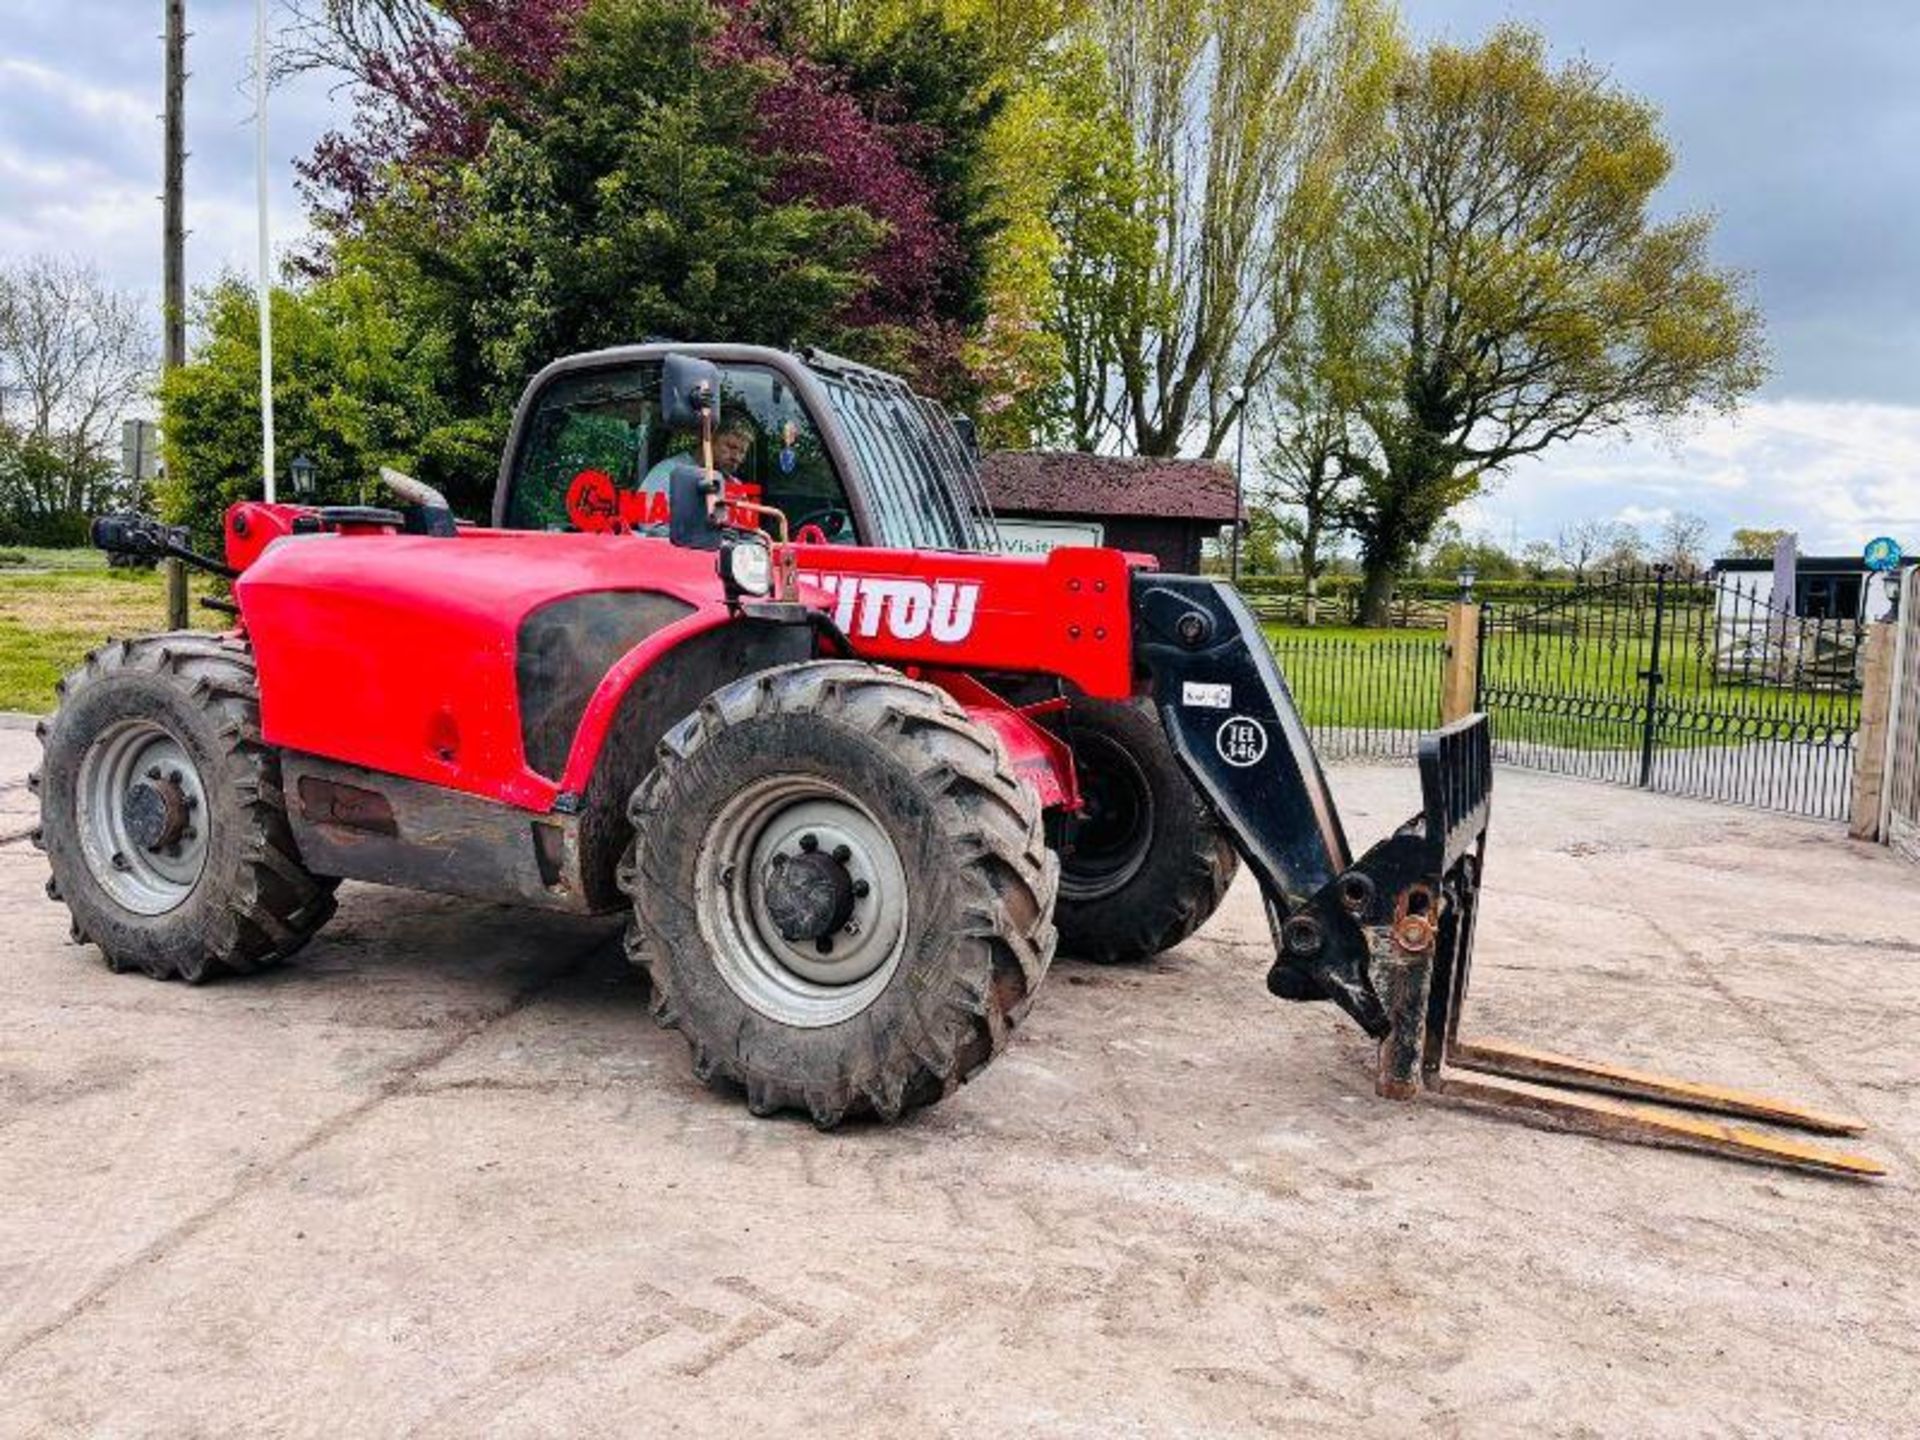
[789,507,854,544]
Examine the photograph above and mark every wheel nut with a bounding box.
[168,770,183,785]
[852,879,870,899]
[799,833,819,853]
[814,935,834,955]
[111,851,130,871]
[720,864,737,886]
[832,843,851,864]
[146,767,162,781]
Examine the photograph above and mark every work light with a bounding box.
[722,535,773,597]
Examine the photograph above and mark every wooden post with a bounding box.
[1850,622,1896,841]
[165,557,190,631]
[1442,601,1482,724]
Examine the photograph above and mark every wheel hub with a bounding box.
[1060,731,1154,901]
[763,845,857,944]
[697,780,909,1028]
[123,775,189,852]
[76,720,209,916]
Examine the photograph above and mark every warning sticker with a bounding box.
[1182,681,1232,710]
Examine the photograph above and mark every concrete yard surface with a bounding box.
[1,722,1916,1436]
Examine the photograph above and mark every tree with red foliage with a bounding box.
[297,0,981,393]
[298,1,588,226]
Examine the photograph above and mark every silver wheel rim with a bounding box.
[75,719,210,915]
[696,776,909,1029]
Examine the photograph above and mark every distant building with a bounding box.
[980,452,1241,573]
[1708,539,1912,689]
[1712,553,1911,623]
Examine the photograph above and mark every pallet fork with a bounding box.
[1135,578,1884,1179]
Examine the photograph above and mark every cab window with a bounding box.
[505,360,859,543]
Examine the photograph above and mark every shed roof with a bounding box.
[1714,555,1916,574]
[981,451,1241,522]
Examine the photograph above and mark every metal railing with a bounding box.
[1268,630,1448,761]
[1478,567,1865,821]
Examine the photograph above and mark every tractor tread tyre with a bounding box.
[1055,698,1238,965]
[34,632,338,982]
[621,661,1057,1127]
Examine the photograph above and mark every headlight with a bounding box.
[721,537,773,596]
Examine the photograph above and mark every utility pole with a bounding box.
[162,0,189,628]
[163,0,187,371]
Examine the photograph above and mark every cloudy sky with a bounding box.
[1,0,1916,554]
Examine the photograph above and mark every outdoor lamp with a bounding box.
[1456,565,1478,601]
[290,454,316,498]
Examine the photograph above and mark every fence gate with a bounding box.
[1887,568,1920,859]
[1478,567,1865,821]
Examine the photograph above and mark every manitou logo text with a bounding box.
[802,572,982,644]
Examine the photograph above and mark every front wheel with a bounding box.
[621,661,1058,1126]
[1050,698,1239,964]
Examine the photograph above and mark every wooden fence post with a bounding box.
[1850,621,1896,841]
[164,557,190,630]
[1442,601,1481,724]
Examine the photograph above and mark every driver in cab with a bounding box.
[642,413,757,505]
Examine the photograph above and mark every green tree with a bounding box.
[0,424,117,546]
[357,0,880,422]
[1060,0,1396,458]
[1323,27,1767,623]
[158,272,473,532]
[1728,526,1791,559]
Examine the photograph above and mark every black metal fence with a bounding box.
[1478,567,1865,820]
[1268,630,1447,760]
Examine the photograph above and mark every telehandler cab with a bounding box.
[34,344,1881,1175]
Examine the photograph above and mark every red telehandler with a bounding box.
[32,345,1880,1175]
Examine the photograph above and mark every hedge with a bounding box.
[1234,573,1578,628]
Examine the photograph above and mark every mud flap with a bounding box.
[1135,576,1884,1179]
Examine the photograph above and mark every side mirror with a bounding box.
[668,463,724,550]
[951,413,982,463]
[661,353,722,434]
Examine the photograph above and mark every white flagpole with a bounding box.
[256,0,276,502]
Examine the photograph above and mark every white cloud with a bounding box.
[1465,400,1920,556]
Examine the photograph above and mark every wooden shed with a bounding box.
[979,451,1240,574]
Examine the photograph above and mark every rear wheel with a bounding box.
[1051,698,1238,964]
[32,633,337,981]
[621,661,1057,1126]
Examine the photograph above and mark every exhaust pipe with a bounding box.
[378,467,459,538]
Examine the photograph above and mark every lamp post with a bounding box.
[1456,565,1478,603]
[290,453,316,499]
[1227,384,1247,584]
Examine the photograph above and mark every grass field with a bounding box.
[1266,625,1447,734]
[1266,615,1863,753]
[0,551,212,713]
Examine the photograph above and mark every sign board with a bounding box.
[1864,536,1903,573]
[121,419,161,485]
[993,518,1105,558]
